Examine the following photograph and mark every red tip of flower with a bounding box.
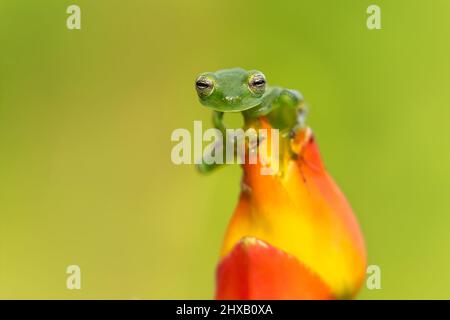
[216,237,335,300]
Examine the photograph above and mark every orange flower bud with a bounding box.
[217,119,366,299]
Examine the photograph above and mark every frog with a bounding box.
[194,67,306,174]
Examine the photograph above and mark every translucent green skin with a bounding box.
[196,68,305,173]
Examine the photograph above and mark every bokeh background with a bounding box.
[1,0,449,299]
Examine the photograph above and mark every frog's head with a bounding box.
[195,68,266,112]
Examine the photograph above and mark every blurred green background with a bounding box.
[1,0,449,299]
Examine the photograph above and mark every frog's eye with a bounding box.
[195,76,214,97]
[248,73,266,95]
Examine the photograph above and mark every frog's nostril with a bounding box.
[224,96,241,103]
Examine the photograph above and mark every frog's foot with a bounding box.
[288,126,313,160]
[196,161,222,174]
[195,136,227,174]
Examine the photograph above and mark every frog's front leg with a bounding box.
[212,111,227,136]
[278,89,303,108]
[196,111,229,174]
[278,89,308,132]
[196,142,225,174]
[270,89,308,162]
